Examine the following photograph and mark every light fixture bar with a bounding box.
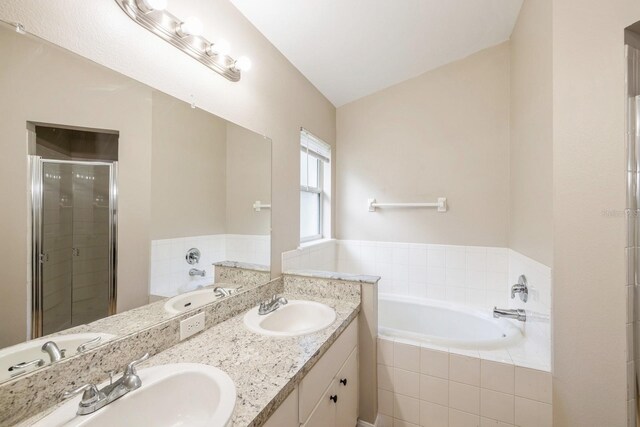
[114,0,242,82]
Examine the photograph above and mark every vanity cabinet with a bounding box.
[264,317,359,427]
[304,347,358,427]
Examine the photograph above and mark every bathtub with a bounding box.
[378,294,522,350]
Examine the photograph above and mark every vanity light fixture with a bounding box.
[176,17,203,37]
[136,0,167,13]
[206,39,231,57]
[114,0,251,82]
[233,56,252,72]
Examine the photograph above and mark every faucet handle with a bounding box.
[510,275,529,302]
[62,383,103,406]
[124,353,149,376]
[77,336,102,353]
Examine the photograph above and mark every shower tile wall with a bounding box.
[150,234,270,297]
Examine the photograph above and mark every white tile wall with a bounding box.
[150,234,270,297]
[378,337,553,427]
[281,239,337,271]
[334,240,511,310]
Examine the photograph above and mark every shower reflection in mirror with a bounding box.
[29,124,118,338]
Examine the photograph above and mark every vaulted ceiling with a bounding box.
[229,0,523,106]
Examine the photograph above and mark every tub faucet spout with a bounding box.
[493,307,526,322]
[189,268,206,277]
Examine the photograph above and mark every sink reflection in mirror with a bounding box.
[163,285,242,314]
[0,333,115,381]
[0,20,272,383]
[33,363,236,427]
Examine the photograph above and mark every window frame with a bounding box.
[300,147,324,243]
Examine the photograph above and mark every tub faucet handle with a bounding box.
[510,274,528,303]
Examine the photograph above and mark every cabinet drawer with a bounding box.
[299,318,358,423]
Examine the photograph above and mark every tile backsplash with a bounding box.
[283,240,549,311]
[150,234,270,297]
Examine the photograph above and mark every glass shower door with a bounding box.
[39,161,113,336]
[41,163,74,335]
[70,164,112,326]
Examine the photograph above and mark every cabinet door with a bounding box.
[336,348,359,427]
[264,386,299,427]
[302,382,337,427]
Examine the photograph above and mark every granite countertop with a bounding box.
[284,269,381,284]
[22,290,360,427]
[214,260,271,272]
[139,292,359,426]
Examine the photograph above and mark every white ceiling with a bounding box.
[228,0,523,107]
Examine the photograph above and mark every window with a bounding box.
[300,129,331,243]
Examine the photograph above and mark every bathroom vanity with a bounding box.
[1,271,377,427]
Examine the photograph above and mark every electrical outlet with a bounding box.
[180,312,205,340]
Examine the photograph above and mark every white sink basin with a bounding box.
[164,288,223,314]
[244,300,336,337]
[34,363,236,427]
[0,333,115,381]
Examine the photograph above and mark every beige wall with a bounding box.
[150,91,227,240]
[509,0,553,267]
[552,0,640,424]
[0,27,152,347]
[336,43,510,246]
[0,0,337,275]
[225,122,271,235]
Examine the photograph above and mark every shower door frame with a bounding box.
[29,156,118,339]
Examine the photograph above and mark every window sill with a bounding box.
[298,238,335,250]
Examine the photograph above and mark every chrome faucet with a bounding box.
[7,341,64,375]
[493,307,526,322]
[42,341,65,362]
[62,353,149,415]
[258,295,288,315]
[189,268,206,277]
[511,274,529,302]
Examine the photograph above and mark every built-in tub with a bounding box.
[378,294,522,350]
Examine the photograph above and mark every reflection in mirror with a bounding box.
[0,20,271,382]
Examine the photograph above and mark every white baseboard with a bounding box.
[357,414,380,427]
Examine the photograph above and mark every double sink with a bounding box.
[34,292,336,426]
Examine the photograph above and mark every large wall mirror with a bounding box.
[0,20,271,382]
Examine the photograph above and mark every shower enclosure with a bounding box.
[30,157,117,338]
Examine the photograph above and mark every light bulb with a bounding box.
[233,56,252,72]
[206,39,231,56]
[136,0,167,13]
[177,17,203,37]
